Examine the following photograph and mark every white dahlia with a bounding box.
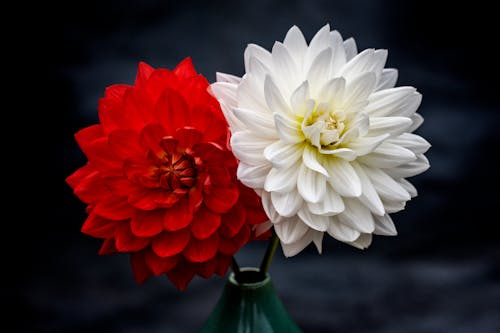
[210,24,430,256]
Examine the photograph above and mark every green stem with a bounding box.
[259,233,280,277]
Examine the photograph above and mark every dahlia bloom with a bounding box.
[66,58,268,290]
[211,25,430,256]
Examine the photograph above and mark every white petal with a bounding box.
[376,68,398,90]
[350,112,370,136]
[339,49,374,81]
[398,178,418,197]
[264,161,300,193]
[281,229,315,257]
[337,198,375,233]
[312,231,324,254]
[368,116,413,137]
[216,72,241,84]
[274,113,303,143]
[385,154,430,178]
[248,56,271,83]
[327,217,360,242]
[264,141,304,169]
[210,81,237,105]
[307,48,332,95]
[298,207,330,231]
[303,144,328,176]
[343,37,358,61]
[307,183,345,216]
[233,107,277,138]
[359,142,416,168]
[371,49,388,79]
[318,147,357,160]
[231,131,273,165]
[383,199,406,213]
[342,72,377,110]
[364,167,411,202]
[387,133,431,155]
[254,220,273,237]
[347,133,390,156]
[283,25,308,63]
[330,31,347,76]
[318,77,345,104]
[244,43,272,72]
[264,75,293,116]
[237,162,271,189]
[302,121,323,148]
[351,162,385,216]
[305,24,331,72]
[408,113,424,132]
[216,98,245,133]
[271,190,304,217]
[272,42,300,96]
[290,81,310,116]
[237,74,267,110]
[349,233,372,249]
[261,191,282,223]
[274,216,309,244]
[373,214,397,236]
[324,158,362,197]
[365,87,417,117]
[297,163,327,203]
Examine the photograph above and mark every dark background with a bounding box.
[18,0,500,332]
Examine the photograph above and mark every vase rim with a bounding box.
[229,267,271,290]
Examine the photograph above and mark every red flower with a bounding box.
[66,58,269,290]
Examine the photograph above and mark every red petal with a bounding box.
[197,259,217,279]
[139,123,169,158]
[108,129,144,160]
[104,84,129,101]
[128,188,182,210]
[163,199,193,231]
[93,196,135,220]
[219,225,251,255]
[72,169,109,203]
[135,62,155,87]
[98,238,117,255]
[214,254,232,276]
[175,127,203,151]
[142,69,179,102]
[152,228,191,257]
[206,166,231,186]
[183,232,219,263]
[219,202,246,238]
[188,187,203,213]
[123,157,158,189]
[203,186,239,214]
[81,214,119,238]
[155,88,190,135]
[114,223,150,252]
[75,125,105,151]
[130,252,153,284]
[130,209,165,237]
[66,164,95,189]
[144,250,179,275]
[83,137,122,176]
[173,57,197,80]
[193,143,237,168]
[165,259,195,291]
[190,105,228,143]
[190,205,221,239]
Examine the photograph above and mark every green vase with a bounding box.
[200,267,302,333]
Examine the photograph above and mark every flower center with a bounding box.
[158,152,196,191]
[302,102,347,148]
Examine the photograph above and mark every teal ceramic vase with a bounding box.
[200,267,302,333]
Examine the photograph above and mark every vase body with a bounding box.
[200,267,302,333]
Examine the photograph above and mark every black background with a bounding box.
[16,0,500,332]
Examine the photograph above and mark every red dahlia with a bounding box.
[66,58,269,290]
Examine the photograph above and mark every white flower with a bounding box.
[210,24,430,257]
